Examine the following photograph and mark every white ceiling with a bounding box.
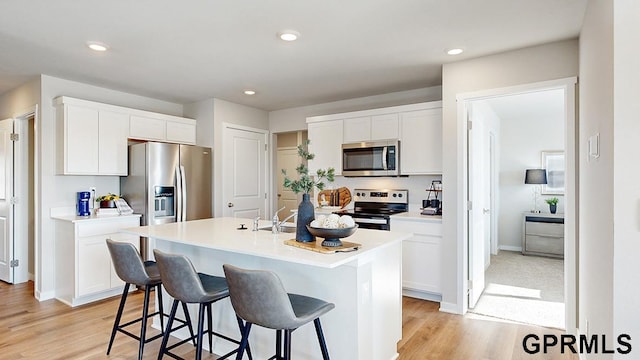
[0,0,587,111]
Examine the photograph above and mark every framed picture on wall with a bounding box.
[541,150,565,195]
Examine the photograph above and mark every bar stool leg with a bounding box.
[196,304,206,360]
[314,318,330,360]
[138,285,153,360]
[181,302,197,346]
[157,284,165,333]
[236,317,253,360]
[158,300,179,360]
[275,329,282,359]
[283,329,292,360]
[235,322,252,360]
[107,283,130,355]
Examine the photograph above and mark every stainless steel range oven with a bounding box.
[335,189,408,230]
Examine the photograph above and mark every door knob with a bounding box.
[482,208,490,214]
[227,202,234,207]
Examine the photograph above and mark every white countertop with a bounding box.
[121,217,411,269]
[51,213,141,223]
[391,211,442,222]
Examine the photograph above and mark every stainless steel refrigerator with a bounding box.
[120,142,212,259]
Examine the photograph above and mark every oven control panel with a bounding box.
[353,189,408,204]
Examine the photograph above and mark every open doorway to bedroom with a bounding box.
[466,87,570,330]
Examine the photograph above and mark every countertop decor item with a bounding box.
[317,187,352,208]
[306,224,358,247]
[96,193,120,208]
[282,140,335,242]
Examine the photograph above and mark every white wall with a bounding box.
[441,39,579,312]
[613,0,640,354]
[579,1,614,354]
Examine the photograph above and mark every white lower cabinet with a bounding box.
[391,217,443,301]
[54,215,141,307]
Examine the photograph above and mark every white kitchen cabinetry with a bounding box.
[53,215,141,307]
[343,114,399,143]
[307,119,344,175]
[400,105,442,175]
[55,101,130,175]
[129,114,196,144]
[55,96,197,176]
[391,217,442,301]
[307,101,441,176]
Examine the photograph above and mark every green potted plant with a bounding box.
[545,197,559,214]
[96,193,120,208]
[282,140,335,242]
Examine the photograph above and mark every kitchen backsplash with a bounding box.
[323,175,442,208]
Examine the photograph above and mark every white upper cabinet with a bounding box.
[371,113,399,140]
[343,114,399,143]
[307,101,441,176]
[55,96,196,176]
[399,104,442,175]
[307,120,344,176]
[129,114,196,144]
[56,102,129,175]
[129,115,166,141]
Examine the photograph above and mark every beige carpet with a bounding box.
[468,250,565,329]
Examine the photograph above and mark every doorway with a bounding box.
[460,78,577,332]
[221,124,269,219]
[0,113,36,285]
[275,131,307,221]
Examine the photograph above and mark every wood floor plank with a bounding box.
[0,282,578,359]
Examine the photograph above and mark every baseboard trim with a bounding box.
[499,245,522,252]
[402,288,441,302]
[438,301,460,314]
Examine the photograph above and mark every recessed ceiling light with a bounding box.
[244,90,256,95]
[87,41,109,52]
[447,48,464,55]
[278,30,300,42]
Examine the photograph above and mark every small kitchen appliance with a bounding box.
[76,191,91,216]
[421,180,442,215]
[335,189,408,230]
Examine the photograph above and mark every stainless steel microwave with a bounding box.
[342,139,399,176]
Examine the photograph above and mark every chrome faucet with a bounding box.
[252,216,260,231]
[272,207,285,234]
[271,207,297,234]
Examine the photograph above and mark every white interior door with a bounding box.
[222,126,267,219]
[468,115,487,308]
[0,119,14,283]
[277,147,300,222]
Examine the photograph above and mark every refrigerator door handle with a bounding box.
[175,166,182,222]
[180,165,187,222]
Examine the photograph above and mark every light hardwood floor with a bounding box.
[0,282,577,359]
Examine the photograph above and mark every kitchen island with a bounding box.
[122,217,409,360]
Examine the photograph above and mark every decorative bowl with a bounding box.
[306,224,359,247]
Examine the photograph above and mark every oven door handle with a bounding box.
[354,218,388,225]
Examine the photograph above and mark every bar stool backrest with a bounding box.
[106,239,151,286]
[153,249,208,303]
[223,264,298,330]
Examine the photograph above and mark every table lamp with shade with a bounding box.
[524,169,547,213]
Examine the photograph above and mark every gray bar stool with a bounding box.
[106,239,173,360]
[223,264,335,360]
[153,249,250,360]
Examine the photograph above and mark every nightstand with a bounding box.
[522,212,564,258]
